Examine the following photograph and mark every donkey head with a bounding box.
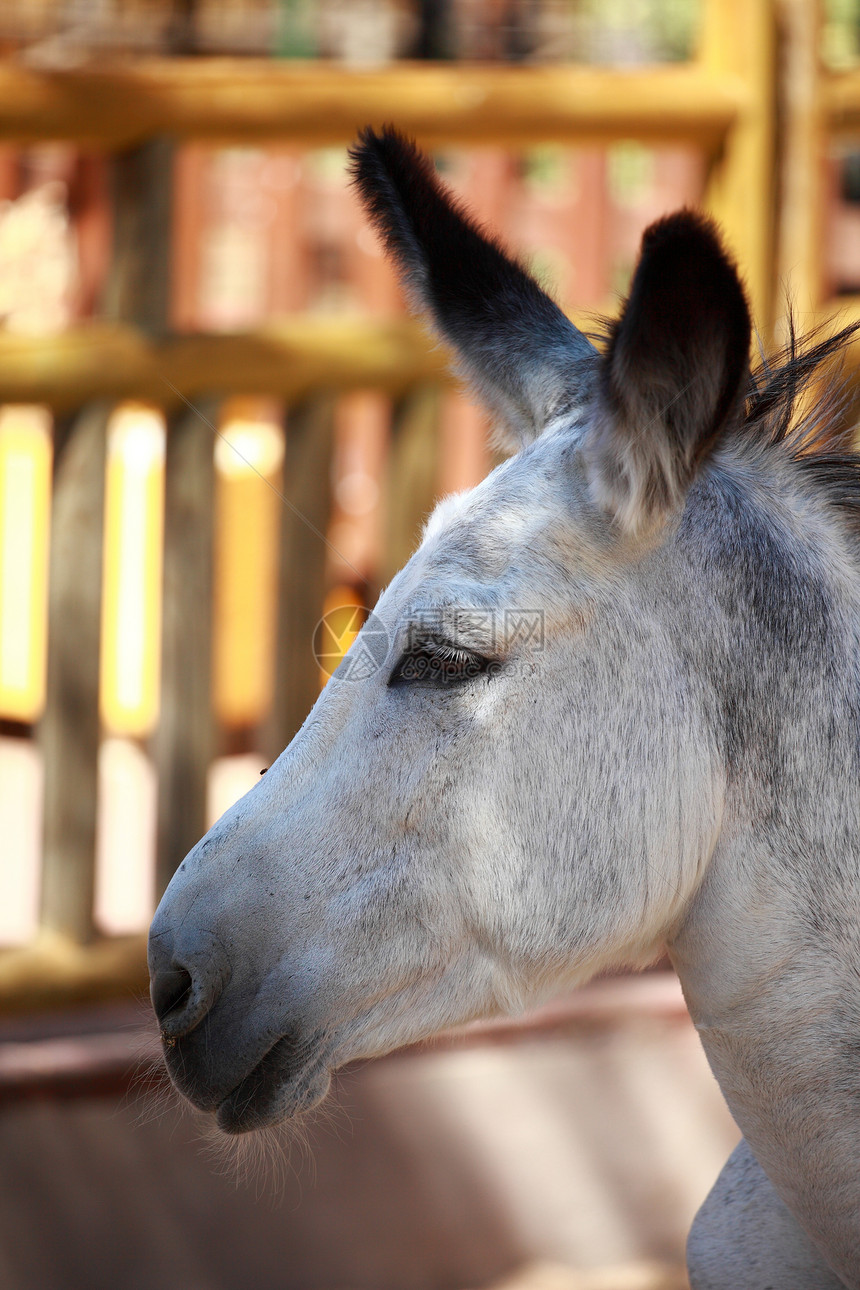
[148,129,751,1133]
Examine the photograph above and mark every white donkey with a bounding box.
[149,128,860,1288]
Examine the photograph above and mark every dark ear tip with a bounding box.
[640,209,749,303]
[347,125,421,186]
[346,125,382,184]
[631,208,752,351]
[640,208,730,258]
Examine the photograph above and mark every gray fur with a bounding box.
[149,140,860,1287]
[688,1139,845,1289]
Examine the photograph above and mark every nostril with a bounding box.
[148,929,230,1041]
[151,966,193,1026]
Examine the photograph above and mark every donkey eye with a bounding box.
[389,642,498,687]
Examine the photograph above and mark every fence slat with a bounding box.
[699,0,776,331]
[381,385,441,587]
[155,401,217,897]
[39,402,110,943]
[265,396,335,759]
[103,138,174,335]
[775,0,824,320]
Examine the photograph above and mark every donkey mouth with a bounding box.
[214,1033,331,1134]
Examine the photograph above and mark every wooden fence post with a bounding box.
[102,138,174,336]
[155,399,216,897]
[381,384,440,587]
[265,395,335,759]
[104,136,207,902]
[775,0,825,323]
[39,402,110,942]
[700,0,777,334]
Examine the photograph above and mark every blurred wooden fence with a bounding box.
[0,0,784,1009]
[778,0,860,328]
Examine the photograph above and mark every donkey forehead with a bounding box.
[414,427,608,588]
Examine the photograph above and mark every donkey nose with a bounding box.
[150,957,226,1039]
[151,967,193,1025]
[149,908,233,1039]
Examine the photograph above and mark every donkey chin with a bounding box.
[157,1002,334,1133]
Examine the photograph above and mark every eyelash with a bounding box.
[388,640,499,687]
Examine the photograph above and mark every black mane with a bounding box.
[744,315,860,532]
[585,307,860,531]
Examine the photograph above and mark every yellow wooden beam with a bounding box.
[774,0,824,323]
[699,0,776,333]
[12,299,857,428]
[0,310,613,410]
[0,59,744,150]
[822,69,860,135]
[0,932,149,1014]
[815,296,860,342]
[823,295,860,320]
[0,318,452,410]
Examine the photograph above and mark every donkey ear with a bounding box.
[584,212,751,535]
[349,127,597,447]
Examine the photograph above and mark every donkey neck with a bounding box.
[669,823,860,1286]
[668,457,860,1285]
[665,451,860,1279]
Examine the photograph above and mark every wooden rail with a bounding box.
[0,319,451,411]
[0,60,746,151]
[0,933,149,1014]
